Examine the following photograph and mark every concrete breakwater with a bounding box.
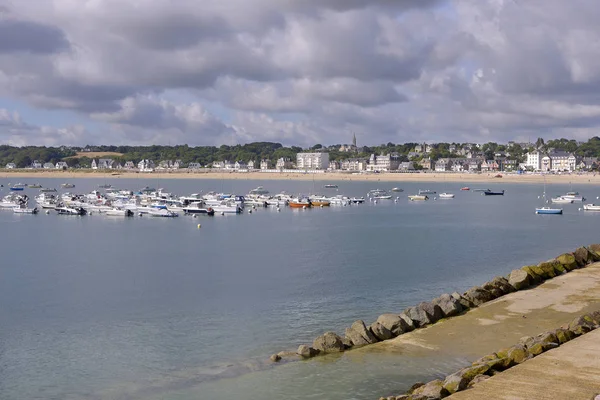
[383,310,600,400]
[271,244,600,363]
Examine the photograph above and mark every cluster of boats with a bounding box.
[0,185,370,217]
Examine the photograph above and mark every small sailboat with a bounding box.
[551,196,573,204]
[536,179,562,215]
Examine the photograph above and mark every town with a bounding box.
[2,137,600,173]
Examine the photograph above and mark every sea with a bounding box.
[0,177,598,400]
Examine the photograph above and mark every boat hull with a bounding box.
[289,202,311,208]
[583,204,600,211]
[408,195,428,201]
[483,191,504,196]
[536,208,562,215]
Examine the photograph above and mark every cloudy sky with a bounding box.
[1,0,600,147]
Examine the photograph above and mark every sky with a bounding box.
[2,0,600,147]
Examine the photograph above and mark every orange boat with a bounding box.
[309,199,331,207]
[461,187,470,191]
[289,199,311,208]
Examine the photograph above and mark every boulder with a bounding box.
[507,344,530,364]
[407,382,425,394]
[376,313,410,336]
[443,373,469,394]
[482,281,505,298]
[587,244,600,261]
[270,354,281,362]
[588,310,600,325]
[412,379,449,399]
[508,269,531,290]
[399,313,416,332]
[521,265,544,284]
[573,246,591,267]
[472,353,499,366]
[518,335,537,349]
[344,320,379,346]
[467,374,490,388]
[537,331,558,346]
[405,302,443,327]
[433,293,463,317]
[556,253,578,271]
[312,332,345,353]
[341,336,353,349]
[568,315,597,336]
[537,260,559,279]
[490,276,516,294]
[370,321,394,341]
[555,328,576,344]
[463,286,496,306]
[458,364,491,382]
[297,345,319,358]
[553,262,568,275]
[451,292,475,309]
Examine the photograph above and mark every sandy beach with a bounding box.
[1,170,600,185]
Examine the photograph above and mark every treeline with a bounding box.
[3,137,600,168]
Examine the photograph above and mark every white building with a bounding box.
[276,157,293,170]
[260,159,270,170]
[296,152,329,170]
[138,159,155,171]
[247,160,255,170]
[526,150,542,171]
[5,163,16,169]
[541,150,578,172]
[341,158,367,171]
[367,153,400,171]
[55,161,68,169]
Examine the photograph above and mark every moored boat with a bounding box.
[324,184,338,189]
[408,195,428,201]
[13,205,38,214]
[10,187,24,191]
[183,205,215,216]
[583,204,600,211]
[536,207,562,215]
[289,198,311,208]
[483,190,504,196]
[418,189,436,195]
[460,187,470,191]
[562,192,585,202]
[148,208,178,217]
[438,193,455,199]
[105,208,134,217]
[391,187,403,192]
[551,197,573,204]
[56,206,87,215]
[61,183,75,188]
[40,188,57,193]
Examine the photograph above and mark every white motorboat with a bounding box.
[551,197,573,204]
[213,201,242,214]
[583,204,600,211]
[408,195,428,201]
[55,206,87,215]
[372,194,392,200]
[61,183,75,188]
[391,187,403,192]
[13,206,38,214]
[563,191,585,202]
[350,197,365,204]
[148,208,178,217]
[248,186,270,196]
[438,193,455,199]
[105,208,134,216]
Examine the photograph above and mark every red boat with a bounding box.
[461,187,470,191]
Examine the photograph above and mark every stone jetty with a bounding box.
[270,244,600,362]
[383,310,600,399]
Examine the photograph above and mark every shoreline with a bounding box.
[1,170,600,185]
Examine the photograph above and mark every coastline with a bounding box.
[1,169,599,185]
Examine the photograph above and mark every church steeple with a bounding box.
[352,133,357,148]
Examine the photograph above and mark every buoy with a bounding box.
[89,211,93,215]
[138,212,143,216]
[197,224,201,229]
[221,211,225,215]
[394,199,398,203]
[374,200,377,204]
[193,214,197,218]
[302,206,306,209]
[277,207,281,212]
[320,204,323,208]
[252,205,256,209]
[579,207,582,211]
[248,209,252,214]
[45,210,50,214]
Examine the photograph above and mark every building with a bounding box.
[434,158,453,172]
[260,159,270,170]
[481,159,499,172]
[5,163,16,169]
[96,159,114,169]
[188,162,202,170]
[578,157,598,171]
[31,160,42,169]
[124,161,136,169]
[339,133,358,153]
[465,159,481,172]
[296,152,329,170]
[43,162,54,169]
[367,153,400,171]
[341,158,367,171]
[138,159,155,171]
[419,158,433,170]
[234,161,247,170]
[247,160,255,170]
[55,161,68,169]
[398,161,415,171]
[276,157,293,170]
[526,150,542,171]
[541,150,578,172]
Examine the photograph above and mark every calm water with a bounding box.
[1,177,598,400]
